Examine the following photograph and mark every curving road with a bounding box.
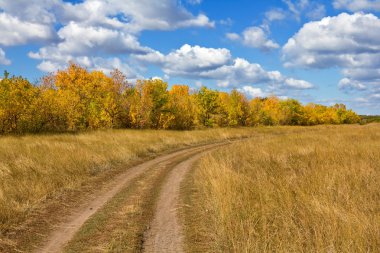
[37,141,230,253]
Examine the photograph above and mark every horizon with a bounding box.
[0,0,379,115]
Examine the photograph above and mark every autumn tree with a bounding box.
[217,90,249,127]
[195,86,220,127]
[259,96,281,126]
[53,63,128,130]
[0,72,38,133]
[0,64,362,134]
[161,85,195,130]
[247,97,263,126]
[129,79,169,129]
[280,99,305,125]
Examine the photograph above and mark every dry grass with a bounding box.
[0,128,255,234]
[183,124,380,252]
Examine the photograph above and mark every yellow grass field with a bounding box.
[183,124,380,252]
[0,128,255,233]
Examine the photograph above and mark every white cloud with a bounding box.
[338,78,367,91]
[135,44,314,91]
[242,27,279,50]
[226,33,240,41]
[238,86,265,98]
[283,12,380,95]
[306,4,326,20]
[280,0,326,22]
[36,56,139,79]
[282,0,303,21]
[226,26,279,51]
[28,21,151,76]
[1,0,214,76]
[30,22,150,59]
[333,0,380,11]
[16,0,216,79]
[284,78,314,89]
[58,0,214,33]
[0,48,11,65]
[1,0,214,33]
[0,13,55,46]
[265,9,287,22]
[283,13,380,67]
[0,0,58,24]
[135,44,232,77]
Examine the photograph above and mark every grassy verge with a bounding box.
[0,128,256,251]
[182,124,380,252]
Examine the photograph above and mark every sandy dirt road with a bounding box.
[37,141,229,253]
[142,153,204,253]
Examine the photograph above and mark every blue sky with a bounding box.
[0,0,379,114]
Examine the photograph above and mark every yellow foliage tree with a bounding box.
[0,64,361,134]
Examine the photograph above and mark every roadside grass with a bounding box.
[182,124,380,252]
[0,128,255,251]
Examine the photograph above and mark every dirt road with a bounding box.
[37,141,229,253]
[142,153,203,253]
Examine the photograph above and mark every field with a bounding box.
[1,125,379,252]
[0,129,253,236]
[183,124,380,252]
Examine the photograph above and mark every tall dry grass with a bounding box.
[0,128,255,232]
[187,124,380,252]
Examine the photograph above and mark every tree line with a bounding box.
[0,63,360,134]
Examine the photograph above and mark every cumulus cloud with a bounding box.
[0,0,58,24]
[36,56,140,79]
[333,0,380,11]
[283,12,380,99]
[338,78,366,92]
[28,20,153,76]
[226,26,279,51]
[1,0,214,33]
[29,22,150,59]
[283,13,380,70]
[0,48,11,65]
[284,78,314,89]
[1,0,214,74]
[283,13,380,66]
[57,0,214,33]
[0,13,55,46]
[135,44,232,77]
[135,44,313,91]
[226,33,240,41]
[238,86,265,98]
